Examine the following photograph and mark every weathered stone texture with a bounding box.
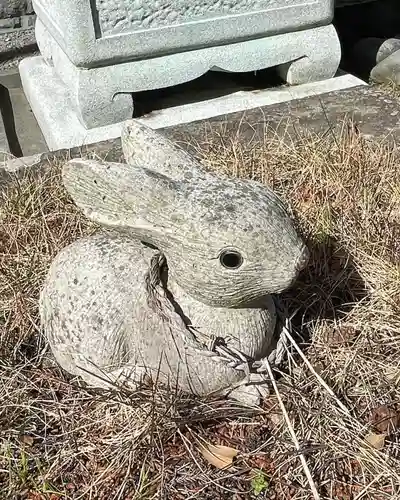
[98,0,279,34]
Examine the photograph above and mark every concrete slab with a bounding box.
[10,86,47,155]
[0,68,47,157]
[0,68,21,87]
[3,84,400,190]
[165,84,400,146]
[20,55,367,152]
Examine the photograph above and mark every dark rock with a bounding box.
[334,0,400,71]
[370,48,400,85]
[350,37,400,79]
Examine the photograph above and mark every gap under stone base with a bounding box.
[20,55,366,151]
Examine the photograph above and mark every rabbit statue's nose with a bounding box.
[295,245,310,273]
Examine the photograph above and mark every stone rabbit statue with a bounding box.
[39,121,309,405]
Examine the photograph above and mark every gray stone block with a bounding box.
[0,16,19,28]
[0,14,34,30]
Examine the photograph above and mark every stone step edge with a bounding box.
[0,14,36,33]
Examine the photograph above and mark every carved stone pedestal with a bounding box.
[21,0,341,130]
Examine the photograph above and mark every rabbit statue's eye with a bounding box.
[219,249,243,270]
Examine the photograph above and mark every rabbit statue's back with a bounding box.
[39,121,309,403]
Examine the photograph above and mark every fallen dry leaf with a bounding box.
[20,435,34,446]
[385,366,400,385]
[27,493,45,500]
[370,405,399,434]
[199,442,238,469]
[364,432,386,450]
[269,413,284,427]
[249,455,275,473]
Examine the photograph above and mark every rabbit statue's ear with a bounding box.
[121,120,209,182]
[62,158,177,244]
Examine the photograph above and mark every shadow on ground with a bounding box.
[132,67,283,117]
[281,235,368,345]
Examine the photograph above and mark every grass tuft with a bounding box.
[1,123,400,498]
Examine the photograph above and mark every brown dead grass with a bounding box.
[1,122,400,499]
[373,81,400,100]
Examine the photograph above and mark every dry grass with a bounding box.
[373,81,400,99]
[1,122,400,499]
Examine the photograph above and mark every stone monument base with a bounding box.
[19,56,365,151]
[34,23,342,129]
